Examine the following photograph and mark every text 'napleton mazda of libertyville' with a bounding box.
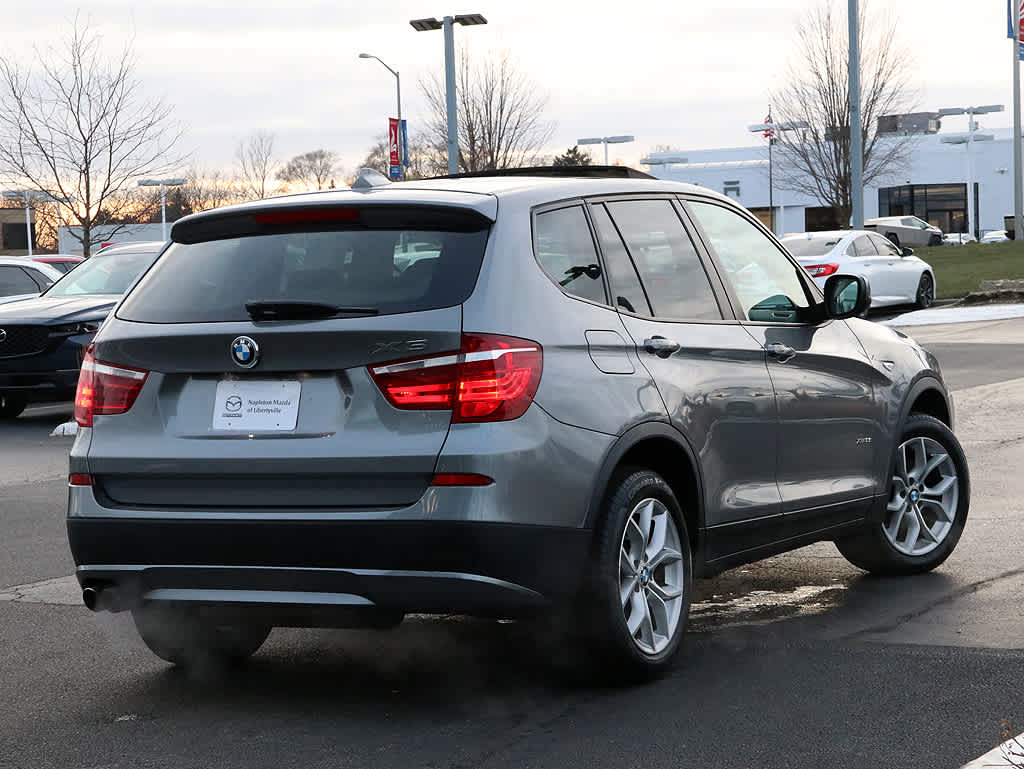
[66,167,970,680]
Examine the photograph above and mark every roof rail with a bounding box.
[431,166,656,180]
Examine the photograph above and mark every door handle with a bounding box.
[643,336,681,358]
[765,342,796,362]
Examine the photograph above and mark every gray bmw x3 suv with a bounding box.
[67,168,969,678]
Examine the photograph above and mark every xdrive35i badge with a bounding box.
[231,336,260,368]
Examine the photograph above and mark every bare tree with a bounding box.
[0,18,183,256]
[420,48,555,174]
[769,2,915,225]
[359,134,432,181]
[276,149,337,191]
[235,130,276,199]
[179,166,241,213]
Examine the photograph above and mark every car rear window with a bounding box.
[117,209,491,323]
[781,238,842,257]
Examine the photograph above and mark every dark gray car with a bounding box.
[67,169,969,679]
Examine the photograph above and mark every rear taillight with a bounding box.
[69,473,93,487]
[369,333,543,423]
[804,263,840,277]
[74,346,149,427]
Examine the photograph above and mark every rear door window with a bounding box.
[533,206,607,305]
[605,199,722,321]
[589,203,651,315]
[118,208,491,323]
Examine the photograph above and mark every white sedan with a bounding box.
[781,230,936,310]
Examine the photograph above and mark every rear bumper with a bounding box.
[68,517,592,618]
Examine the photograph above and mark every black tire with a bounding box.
[915,273,935,309]
[578,468,692,682]
[885,232,900,248]
[133,604,271,669]
[835,414,969,575]
[0,394,27,419]
[929,234,943,247]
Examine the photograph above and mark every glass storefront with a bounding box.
[879,183,976,236]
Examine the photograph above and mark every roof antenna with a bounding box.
[351,168,392,191]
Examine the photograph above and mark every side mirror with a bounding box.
[824,274,871,319]
[901,246,914,257]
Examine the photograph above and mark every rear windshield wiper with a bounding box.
[245,300,379,321]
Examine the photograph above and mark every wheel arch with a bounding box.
[585,422,705,563]
[902,376,952,430]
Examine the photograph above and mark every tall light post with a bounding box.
[747,112,807,234]
[1013,0,1023,240]
[1,189,59,257]
[848,0,864,229]
[577,135,635,166]
[359,53,404,180]
[938,105,1003,239]
[410,13,488,175]
[137,178,187,241]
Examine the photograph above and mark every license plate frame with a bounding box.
[212,379,301,432]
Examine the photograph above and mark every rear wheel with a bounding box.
[915,273,935,309]
[133,604,271,669]
[836,414,969,575]
[579,469,692,681]
[0,394,26,419]
[886,232,900,248]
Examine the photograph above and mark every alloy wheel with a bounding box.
[917,275,934,308]
[618,498,684,655]
[884,436,959,556]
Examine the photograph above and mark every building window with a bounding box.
[878,183,971,236]
[723,180,740,198]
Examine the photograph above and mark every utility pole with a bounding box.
[848,0,864,229]
[1014,0,1024,241]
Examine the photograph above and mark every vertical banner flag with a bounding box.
[1008,0,1024,60]
[388,118,401,179]
[401,119,409,168]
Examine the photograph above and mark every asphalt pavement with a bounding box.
[2,312,1023,769]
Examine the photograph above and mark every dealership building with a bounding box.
[641,123,1020,238]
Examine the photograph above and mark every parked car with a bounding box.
[0,256,62,306]
[32,254,85,273]
[980,229,1010,244]
[941,233,976,246]
[781,230,936,309]
[864,215,943,247]
[0,241,163,418]
[68,169,969,680]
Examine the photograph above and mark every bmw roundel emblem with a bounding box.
[231,336,259,368]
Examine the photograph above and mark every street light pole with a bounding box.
[1,189,60,257]
[939,105,1003,239]
[410,13,488,176]
[137,178,187,241]
[1014,0,1024,241]
[748,115,807,235]
[442,17,457,175]
[359,53,404,179]
[577,135,635,166]
[849,0,864,229]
